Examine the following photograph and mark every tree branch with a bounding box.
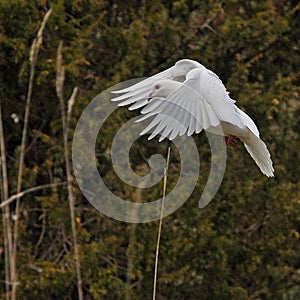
[0,182,68,209]
[11,9,53,299]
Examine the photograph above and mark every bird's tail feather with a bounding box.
[241,130,274,177]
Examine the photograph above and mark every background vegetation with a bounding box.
[0,0,299,299]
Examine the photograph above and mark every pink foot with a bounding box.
[225,135,241,147]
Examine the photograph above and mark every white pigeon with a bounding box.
[111,59,274,177]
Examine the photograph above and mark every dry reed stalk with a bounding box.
[0,102,12,300]
[152,147,171,300]
[56,40,83,300]
[10,9,53,299]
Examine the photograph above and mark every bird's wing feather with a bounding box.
[111,60,202,109]
[138,73,221,141]
[112,66,175,95]
[198,69,245,129]
[110,65,178,108]
[241,129,274,177]
[235,107,260,137]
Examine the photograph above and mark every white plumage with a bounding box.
[111,59,274,177]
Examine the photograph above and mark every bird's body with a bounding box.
[112,59,274,177]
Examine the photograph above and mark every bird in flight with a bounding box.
[111,59,274,177]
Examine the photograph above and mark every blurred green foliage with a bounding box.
[0,0,299,299]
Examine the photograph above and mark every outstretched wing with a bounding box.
[194,67,243,129]
[111,66,176,110]
[111,59,200,111]
[137,70,222,142]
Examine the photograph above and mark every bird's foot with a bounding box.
[225,135,241,147]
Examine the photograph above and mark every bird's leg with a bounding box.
[225,135,241,147]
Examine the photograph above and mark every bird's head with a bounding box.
[149,80,181,98]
